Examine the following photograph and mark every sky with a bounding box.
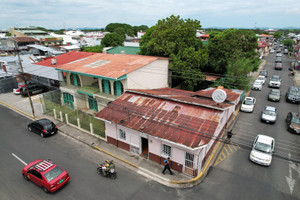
[1,0,300,30]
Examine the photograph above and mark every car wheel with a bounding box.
[40,133,44,138]
[42,187,49,193]
[23,174,29,181]
[28,126,32,132]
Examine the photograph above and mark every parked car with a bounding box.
[284,49,288,54]
[276,48,281,53]
[261,106,278,124]
[286,112,300,134]
[276,53,282,57]
[257,75,266,85]
[268,89,281,102]
[13,84,26,95]
[274,62,283,70]
[259,70,268,78]
[270,49,275,53]
[252,80,263,91]
[250,135,275,166]
[275,57,282,63]
[20,84,46,97]
[28,118,58,138]
[241,97,256,113]
[286,86,300,103]
[22,159,70,193]
[269,75,281,88]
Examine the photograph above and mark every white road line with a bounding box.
[12,153,27,166]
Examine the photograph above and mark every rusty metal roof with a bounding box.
[193,87,242,103]
[11,37,39,43]
[96,88,238,148]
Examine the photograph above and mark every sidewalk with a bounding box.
[0,93,204,188]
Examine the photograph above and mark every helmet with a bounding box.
[105,160,110,163]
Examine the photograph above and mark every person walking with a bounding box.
[162,157,173,175]
[227,130,233,143]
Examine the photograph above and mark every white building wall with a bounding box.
[126,59,169,89]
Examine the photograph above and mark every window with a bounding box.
[118,129,126,140]
[185,152,194,168]
[161,144,171,157]
[88,97,98,111]
[62,92,74,109]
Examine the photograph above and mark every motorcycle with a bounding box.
[288,71,295,76]
[97,162,117,179]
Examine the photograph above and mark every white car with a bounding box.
[261,106,277,124]
[257,76,266,85]
[250,135,275,166]
[241,97,256,112]
[269,75,281,88]
[252,80,263,91]
[270,49,275,53]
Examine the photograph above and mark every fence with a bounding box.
[40,90,106,138]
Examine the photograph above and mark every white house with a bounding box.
[95,87,242,177]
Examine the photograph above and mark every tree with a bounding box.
[55,29,65,34]
[273,31,282,39]
[139,15,206,90]
[81,45,103,53]
[105,23,134,36]
[207,29,259,74]
[139,15,202,57]
[114,27,126,40]
[101,32,124,47]
[282,39,295,49]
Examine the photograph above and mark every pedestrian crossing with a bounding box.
[214,143,240,166]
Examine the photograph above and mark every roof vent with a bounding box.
[51,58,57,65]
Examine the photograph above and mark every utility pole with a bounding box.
[13,40,36,118]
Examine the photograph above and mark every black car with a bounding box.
[286,112,300,134]
[286,86,300,103]
[20,84,46,97]
[28,119,58,138]
[259,70,268,78]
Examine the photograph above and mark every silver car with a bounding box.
[261,106,278,124]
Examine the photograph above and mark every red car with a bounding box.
[13,84,26,94]
[22,159,70,193]
[274,63,283,70]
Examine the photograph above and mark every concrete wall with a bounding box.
[126,59,169,89]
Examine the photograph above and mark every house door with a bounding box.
[140,137,148,159]
[184,152,194,176]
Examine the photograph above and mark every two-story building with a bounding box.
[54,53,169,113]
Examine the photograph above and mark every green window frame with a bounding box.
[62,93,74,109]
[88,97,98,111]
[101,79,111,94]
[113,81,124,96]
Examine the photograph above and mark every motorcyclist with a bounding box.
[102,160,110,176]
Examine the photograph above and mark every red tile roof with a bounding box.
[56,53,168,79]
[34,51,96,67]
[96,87,241,148]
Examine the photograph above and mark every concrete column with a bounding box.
[53,109,57,119]
[77,118,80,129]
[65,114,69,124]
[59,111,63,122]
[90,123,93,134]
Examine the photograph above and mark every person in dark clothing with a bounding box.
[162,157,173,175]
[227,130,233,143]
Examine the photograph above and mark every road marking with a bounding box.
[12,153,27,166]
[214,144,240,167]
[285,153,300,195]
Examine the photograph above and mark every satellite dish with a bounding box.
[212,89,227,103]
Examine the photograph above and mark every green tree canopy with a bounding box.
[207,28,259,74]
[273,31,282,39]
[139,15,203,57]
[81,45,103,53]
[101,32,124,47]
[114,27,126,40]
[105,23,134,36]
[282,39,295,48]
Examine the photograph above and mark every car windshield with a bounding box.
[292,117,300,124]
[243,99,253,105]
[271,78,280,82]
[44,166,63,182]
[290,90,300,96]
[44,123,54,130]
[254,81,262,85]
[270,90,280,95]
[264,110,276,116]
[258,77,264,80]
[254,141,272,154]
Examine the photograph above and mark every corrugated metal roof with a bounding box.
[27,44,64,55]
[194,87,242,103]
[96,88,239,148]
[11,37,39,43]
[56,53,169,79]
[34,51,96,67]
[107,46,140,55]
